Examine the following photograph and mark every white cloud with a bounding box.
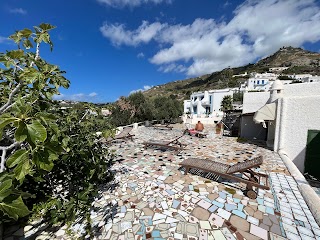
[137,52,145,58]
[0,36,10,44]
[53,92,98,102]
[100,21,165,47]
[129,85,152,95]
[9,8,27,14]
[100,0,320,76]
[97,0,172,8]
[223,1,231,8]
[158,63,186,73]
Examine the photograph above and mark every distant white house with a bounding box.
[233,72,248,77]
[246,72,278,91]
[269,67,289,72]
[288,74,320,83]
[245,72,320,91]
[183,88,234,124]
[101,109,112,116]
[240,80,320,174]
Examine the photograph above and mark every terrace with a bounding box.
[7,125,320,239]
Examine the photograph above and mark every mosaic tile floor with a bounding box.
[7,126,320,239]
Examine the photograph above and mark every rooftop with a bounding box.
[12,125,320,239]
[95,126,320,239]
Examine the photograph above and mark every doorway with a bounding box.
[305,130,320,178]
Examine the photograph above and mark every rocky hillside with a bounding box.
[143,46,320,101]
[256,46,320,68]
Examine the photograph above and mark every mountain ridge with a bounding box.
[143,46,320,100]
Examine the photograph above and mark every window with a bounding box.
[193,106,197,114]
[262,80,264,84]
[257,80,260,84]
[209,95,212,104]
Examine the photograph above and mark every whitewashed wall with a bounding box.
[274,82,320,172]
[242,92,270,114]
[283,82,320,96]
[211,90,233,113]
[183,100,191,113]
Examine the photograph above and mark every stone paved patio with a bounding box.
[8,126,320,239]
[90,127,320,240]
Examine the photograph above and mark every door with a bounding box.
[305,130,320,178]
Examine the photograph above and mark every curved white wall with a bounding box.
[275,95,320,172]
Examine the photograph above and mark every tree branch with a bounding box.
[3,131,15,143]
[0,149,6,173]
[35,43,40,60]
[79,110,89,124]
[0,142,19,172]
[0,83,22,114]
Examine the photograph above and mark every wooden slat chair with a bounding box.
[103,127,134,144]
[153,123,173,130]
[179,156,269,199]
[143,134,186,153]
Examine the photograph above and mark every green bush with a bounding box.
[110,93,183,126]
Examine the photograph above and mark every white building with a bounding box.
[269,67,289,72]
[241,81,320,175]
[233,72,248,77]
[101,109,112,116]
[288,74,320,83]
[246,72,278,91]
[288,74,313,80]
[244,72,320,91]
[183,88,234,124]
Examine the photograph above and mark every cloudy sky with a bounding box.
[1,0,320,102]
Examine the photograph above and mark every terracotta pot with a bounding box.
[215,123,222,134]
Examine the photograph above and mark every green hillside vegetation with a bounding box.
[110,92,183,126]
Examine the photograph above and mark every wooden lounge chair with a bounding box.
[102,127,134,144]
[179,156,269,199]
[153,123,173,130]
[143,134,185,152]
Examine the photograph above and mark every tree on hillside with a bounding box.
[153,96,182,121]
[128,92,153,122]
[110,94,183,126]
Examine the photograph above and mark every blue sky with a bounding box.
[1,0,320,103]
